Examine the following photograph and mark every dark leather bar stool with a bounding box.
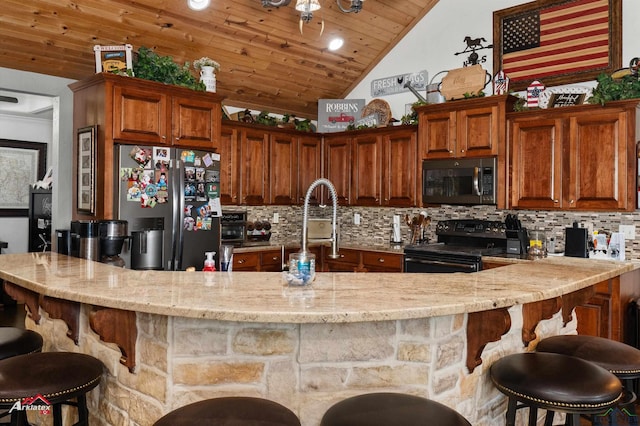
[490,352,623,426]
[537,334,640,417]
[0,328,43,360]
[0,352,104,426]
[320,393,472,426]
[153,397,301,426]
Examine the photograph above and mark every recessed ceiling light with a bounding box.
[188,0,210,11]
[328,38,344,51]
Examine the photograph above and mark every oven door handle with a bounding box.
[473,167,481,196]
[404,257,478,271]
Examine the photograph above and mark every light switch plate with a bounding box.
[354,213,361,225]
[272,212,279,224]
[619,224,636,240]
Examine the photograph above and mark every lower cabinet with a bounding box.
[232,248,283,272]
[574,278,620,341]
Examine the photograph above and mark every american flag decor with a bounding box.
[494,0,621,90]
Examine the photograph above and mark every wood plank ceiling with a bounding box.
[0,0,438,119]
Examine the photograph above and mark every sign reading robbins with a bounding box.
[317,99,365,133]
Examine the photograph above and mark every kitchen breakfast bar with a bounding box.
[0,252,637,426]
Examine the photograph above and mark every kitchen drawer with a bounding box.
[326,248,359,264]
[261,249,283,268]
[233,252,260,270]
[362,252,403,272]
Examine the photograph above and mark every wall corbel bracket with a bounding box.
[89,307,137,373]
[41,296,80,344]
[466,307,511,373]
[522,297,562,347]
[3,281,41,323]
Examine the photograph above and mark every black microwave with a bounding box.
[422,157,497,205]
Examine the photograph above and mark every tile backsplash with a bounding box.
[243,205,640,260]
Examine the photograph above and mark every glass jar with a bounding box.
[528,230,547,259]
[286,252,316,286]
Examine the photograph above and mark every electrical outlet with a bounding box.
[272,212,279,224]
[619,224,636,240]
[354,213,361,225]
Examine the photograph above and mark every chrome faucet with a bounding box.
[301,178,340,259]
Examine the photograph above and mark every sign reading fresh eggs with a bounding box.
[370,70,428,97]
[318,99,365,133]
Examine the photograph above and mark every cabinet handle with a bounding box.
[378,258,385,263]
[238,259,245,264]
[569,199,575,204]
[553,199,559,203]
[272,256,278,261]
[460,149,465,153]
[162,135,166,139]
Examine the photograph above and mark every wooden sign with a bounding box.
[548,93,586,108]
[440,65,489,100]
[370,70,428,97]
[318,99,365,133]
[94,44,133,75]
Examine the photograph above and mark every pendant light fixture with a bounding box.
[295,0,321,23]
[336,0,364,13]
[261,0,292,7]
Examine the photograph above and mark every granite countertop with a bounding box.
[0,253,635,324]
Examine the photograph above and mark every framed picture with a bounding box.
[0,139,47,217]
[493,0,622,91]
[77,125,97,214]
[93,44,133,75]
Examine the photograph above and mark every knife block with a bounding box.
[565,227,589,258]
[506,229,530,255]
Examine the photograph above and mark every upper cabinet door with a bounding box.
[351,133,382,206]
[240,129,269,205]
[419,110,455,158]
[268,131,297,205]
[510,117,564,209]
[171,96,221,150]
[323,134,352,205]
[457,104,500,157]
[568,109,632,211]
[219,125,240,205]
[297,134,322,205]
[112,85,170,144]
[382,128,417,207]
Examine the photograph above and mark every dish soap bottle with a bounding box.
[203,251,217,271]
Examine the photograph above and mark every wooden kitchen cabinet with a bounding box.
[508,100,638,211]
[219,124,240,205]
[416,95,516,159]
[323,247,361,271]
[269,131,297,205]
[232,248,283,271]
[239,128,269,205]
[350,126,418,207]
[323,134,352,205]
[297,134,323,205]
[69,73,223,219]
[361,251,403,272]
[112,78,221,148]
[575,277,621,341]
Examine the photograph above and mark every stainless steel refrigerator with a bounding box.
[115,145,221,271]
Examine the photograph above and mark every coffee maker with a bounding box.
[99,220,128,267]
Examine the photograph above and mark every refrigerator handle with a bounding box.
[172,157,184,271]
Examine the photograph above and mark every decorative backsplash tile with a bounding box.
[244,205,640,260]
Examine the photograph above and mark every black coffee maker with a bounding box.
[99,220,128,267]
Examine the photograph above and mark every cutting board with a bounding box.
[440,65,489,100]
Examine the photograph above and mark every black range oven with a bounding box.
[404,219,507,273]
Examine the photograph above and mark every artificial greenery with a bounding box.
[132,46,205,91]
[588,72,640,106]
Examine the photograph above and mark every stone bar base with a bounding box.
[23,303,575,426]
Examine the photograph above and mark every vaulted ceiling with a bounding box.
[1,0,439,119]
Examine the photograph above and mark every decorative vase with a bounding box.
[199,66,216,93]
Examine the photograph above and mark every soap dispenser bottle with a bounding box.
[203,251,217,271]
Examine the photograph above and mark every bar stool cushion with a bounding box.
[491,352,622,413]
[153,397,301,426]
[537,335,640,379]
[320,393,471,426]
[0,327,43,360]
[0,352,103,407]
